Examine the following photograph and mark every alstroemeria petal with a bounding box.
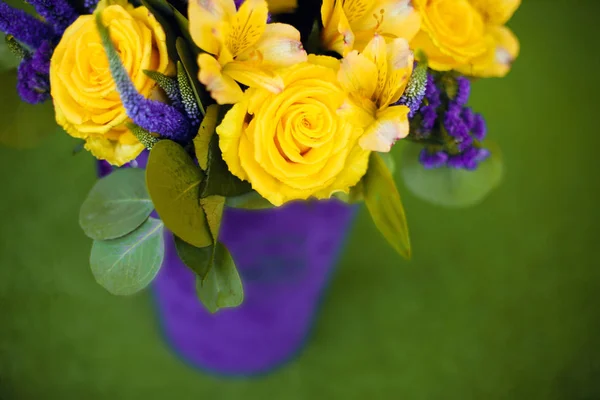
[198,53,244,104]
[359,105,409,152]
[229,0,268,56]
[338,51,377,99]
[223,60,284,94]
[250,23,307,68]
[188,0,236,55]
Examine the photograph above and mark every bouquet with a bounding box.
[0,0,520,312]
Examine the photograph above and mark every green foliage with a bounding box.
[176,37,210,116]
[401,141,504,208]
[176,61,200,122]
[195,242,244,313]
[226,191,274,210]
[140,0,179,60]
[145,140,213,248]
[364,153,412,259]
[173,235,212,279]
[90,217,165,295]
[200,121,253,198]
[194,104,218,171]
[80,168,154,240]
[0,36,22,72]
[0,70,59,149]
[126,123,160,150]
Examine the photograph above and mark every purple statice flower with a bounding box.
[419,149,448,169]
[96,14,194,143]
[420,105,437,131]
[454,76,471,106]
[444,102,469,140]
[461,106,475,130]
[27,0,78,35]
[84,0,99,13]
[0,1,56,48]
[472,113,487,141]
[424,74,441,109]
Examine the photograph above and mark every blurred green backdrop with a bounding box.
[1,1,600,399]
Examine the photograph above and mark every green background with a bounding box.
[1,1,599,398]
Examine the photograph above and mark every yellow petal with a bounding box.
[337,95,376,129]
[359,105,409,152]
[250,23,307,68]
[267,0,298,13]
[223,60,284,94]
[84,133,144,166]
[460,26,519,78]
[338,51,377,98]
[188,0,236,55]
[307,54,340,71]
[361,34,388,102]
[215,99,250,180]
[198,53,244,104]
[228,0,268,57]
[379,38,413,107]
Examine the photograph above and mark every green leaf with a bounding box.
[200,195,225,241]
[176,37,210,116]
[195,242,244,313]
[225,191,274,210]
[174,235,212,279]
[146,140,213,248]
[194,104,218,171]
[0,70,59,149]
[80,168,154,240]
[141,0,179,60]
[379,152,396,175]
[170,4,198,53]
[90,217,165,295]
[364,153,411,259]
[200,125,253,198]
[0,35,20,73]
[401,141,504,208]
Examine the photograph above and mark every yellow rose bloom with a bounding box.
[457,25,519,78]
[50,3,170,166]
[411,0,489,71]
[216,61,370,206]
[321,0,421,56]
[469,0,520,25]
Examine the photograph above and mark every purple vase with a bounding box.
[97,157,356,377]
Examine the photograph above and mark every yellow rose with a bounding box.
[216,61,370,206]
[50,3,170,166]
[411,0,489,71]
[469,0,520,25]
[457,25,519,77]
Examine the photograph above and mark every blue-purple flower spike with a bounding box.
[27,0,78,35]
[397,61,428,118]
[84,0,100,13]
[95,13,194,143]
[16,40,53,104]
[0,1,56,48]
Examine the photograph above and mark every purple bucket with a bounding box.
[98,157,356,377]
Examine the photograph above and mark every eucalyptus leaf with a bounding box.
[200,195,225,241]
[80,168,154,240]
[90,217,165,295]
[0,70,59,149]
[146,140,213,248]
[225,191,274,210]
[364,153,411,259]
[174,235,212,279]
[195,242,244,313]
[176,37,210,115]
[401,141,504,208]
[200,130,253,198]
[194,104,219,171]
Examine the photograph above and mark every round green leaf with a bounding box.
[174,235,212,279]
[90,218,165,296]
[79,168,154,240]
[0,70,60,149]
[401,141,504,208]
[195,242,244,313]
[146,140,213,248]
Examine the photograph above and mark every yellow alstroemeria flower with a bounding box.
[188,0,307,104]
[267,0,297,13]
[321,0,421,56]
[335,35,414,152]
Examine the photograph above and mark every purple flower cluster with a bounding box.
[397,61,428,118]
[0,0,82,104]
[413,74,491,171]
